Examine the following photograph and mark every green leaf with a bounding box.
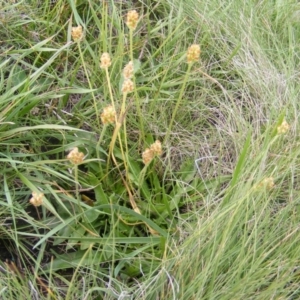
[95,204,168,237]
[222,131,251,207]
[0,124,87,140]
[133,59,141,73]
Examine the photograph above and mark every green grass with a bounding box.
[1,0,300,299]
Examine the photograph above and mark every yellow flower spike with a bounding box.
[123,61,134,79]
[121,78,134,94]
[126,10,139,30]
[67,147,85,164]
[100,52,112,69]
[277,120,290,134]
[187,44,201,63]
[101,105,116,125]
[71,25,83,42]
[29,191,44,207]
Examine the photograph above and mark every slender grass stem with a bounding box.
[74,165,79,204]
[105,67,116,110]
[129,29,144,145]
[164,62,193,144]
[77,42,100,129]
[96,124,108,171]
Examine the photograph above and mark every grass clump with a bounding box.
[1,0,300,299]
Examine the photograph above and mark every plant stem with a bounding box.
[78,42,100,129]
[74,165,79,204]
[129,29,144,146]
[96,124,107,171]
[105,67,116,110]
[164,62,193,144]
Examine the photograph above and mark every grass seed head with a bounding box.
[101,105,116,125]
[126,10,139,30]
[67,147,85,164]
[187,44,201,63]
[30,191,44,207]
[100,52,112,69]
[277,120,290,134]
[71,25,83,42]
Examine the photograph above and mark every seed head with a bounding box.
[101,105,116,124]
[257,177,275,190]
[30,191,44,207]
[123,61,134,79]
[142,140,162,165]
[67,147,85,164]
[277,120,290,134]
[142,148,154,165]
[126,10,139,30]
[71,25,83,42]
[100,52,112,69]
[187,44,201,63]
[150,140,162,156]
[121,79,134,94]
